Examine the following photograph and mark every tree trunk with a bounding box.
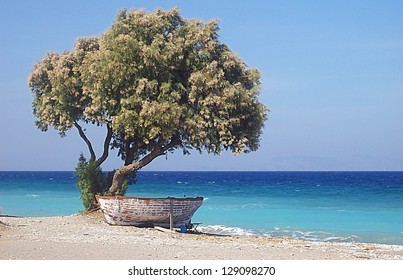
[108,137,181,195]
[109,166,135,195]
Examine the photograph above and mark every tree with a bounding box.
[29,8,268,199]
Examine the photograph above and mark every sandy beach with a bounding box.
[0,212,402,260]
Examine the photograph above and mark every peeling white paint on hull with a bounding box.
[96,195,203,228]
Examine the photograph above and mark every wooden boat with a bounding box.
[96,195,203,228]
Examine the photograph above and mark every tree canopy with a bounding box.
[29,8,268,197]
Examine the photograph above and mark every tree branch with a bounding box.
[136,137,177,170]
[74,121,96,162]
[122,138,170,172]
[95,124,113,167]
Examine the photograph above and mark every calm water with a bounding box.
[0,171,402,245]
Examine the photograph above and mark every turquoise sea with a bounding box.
[0,171,402,245]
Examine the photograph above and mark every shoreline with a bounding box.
[1,212,402,260]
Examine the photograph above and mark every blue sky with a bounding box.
[0,0,402,171]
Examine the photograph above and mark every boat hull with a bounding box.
[96,195,203,227]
